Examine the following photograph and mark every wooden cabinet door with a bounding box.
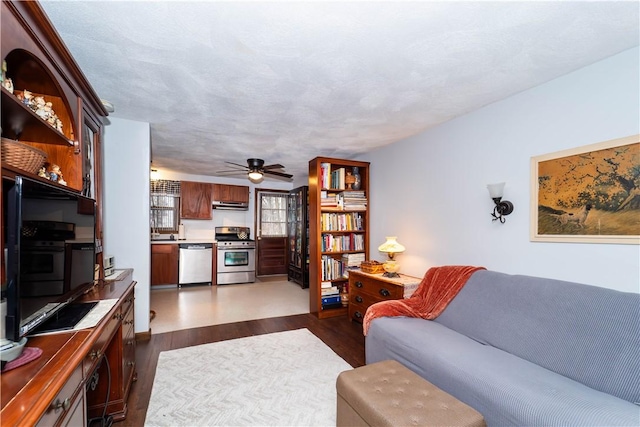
[181,181,212,219]
[212,184,249,203]
[151,244,179,285]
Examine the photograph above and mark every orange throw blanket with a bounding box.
[362,265,485,335]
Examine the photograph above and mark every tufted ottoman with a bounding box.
[336,360,485,427]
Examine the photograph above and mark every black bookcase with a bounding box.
[287,185,309,288]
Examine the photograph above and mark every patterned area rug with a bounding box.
[144,329,353,426]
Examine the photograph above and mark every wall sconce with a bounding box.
[378,236,405,278]
[150,168,159,181]
[487,182,514,223]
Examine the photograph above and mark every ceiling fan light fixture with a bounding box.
[248,171,263,181]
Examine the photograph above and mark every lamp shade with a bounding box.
[378,236,405,254]
[487,182,506,199]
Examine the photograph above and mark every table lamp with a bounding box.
[378,236,405,278]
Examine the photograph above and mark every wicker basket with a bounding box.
[360,260,385,274]
[1,138,47,174]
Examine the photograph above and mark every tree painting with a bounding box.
[535,139,639,239]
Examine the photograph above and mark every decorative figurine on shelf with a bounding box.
[345,171,356,190]
[38,167,50,180]
[48,164,67,185]
[1,60,13,94]
[34,96,48,119]
[19,90,34,108]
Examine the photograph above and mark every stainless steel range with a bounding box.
[215,226,256,285]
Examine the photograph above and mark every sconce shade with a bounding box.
[487,182,505,199]
[487,182,513,223]
[378,236,405,256]
[150,169,159,180]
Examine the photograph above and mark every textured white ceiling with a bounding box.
[40,1,639,182]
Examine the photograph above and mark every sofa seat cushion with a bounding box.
[366,317,640,427]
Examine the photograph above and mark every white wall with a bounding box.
[103,117,151,333]
[360,47,640,293]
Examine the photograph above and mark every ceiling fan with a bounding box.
[216,158,293,181]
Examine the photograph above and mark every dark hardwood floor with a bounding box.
[119,313,365,426]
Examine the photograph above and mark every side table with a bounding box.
[348,270,421,323]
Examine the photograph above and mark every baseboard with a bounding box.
[136,329,152,341]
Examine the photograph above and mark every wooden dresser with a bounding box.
[348,270,421,323]
[1,270,136,426]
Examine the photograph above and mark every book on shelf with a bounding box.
[320,162,331,189]
[321,302,344,310]
[321,281,334,288]
[342,266,360,278]
[342,252,365,266]
[320,212,364,231]
[330,168,346,190]
[321,233,365,252]
[321,286,339,296]
[321,295,342,305]
[321,255,345,280]
[340,190,368,210]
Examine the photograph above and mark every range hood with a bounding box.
[212,200,248,210]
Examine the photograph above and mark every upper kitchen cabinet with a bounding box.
[181,181,213,220]
[213,184,249,204]
[1,1,108,193]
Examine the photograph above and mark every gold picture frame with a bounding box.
[530,134,640,244]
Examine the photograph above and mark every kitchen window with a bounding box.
[150,180,181,233]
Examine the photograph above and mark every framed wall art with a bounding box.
[530,134,640,244]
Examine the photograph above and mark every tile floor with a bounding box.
[149,276,310,334]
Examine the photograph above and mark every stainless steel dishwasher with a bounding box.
[178,243,213,286]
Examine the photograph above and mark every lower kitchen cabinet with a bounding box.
[151,244,179,286]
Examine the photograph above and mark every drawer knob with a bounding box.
[50,398,71,411]
[354,311,363,319]
[127,340,135,346]
[89,349,102,360]
[355,281,363,288]
[114,313,124,320]
[355,295,363,303]
[127,361,135,367]
[379,288,390,297]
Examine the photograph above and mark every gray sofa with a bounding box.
[366,270,640,426]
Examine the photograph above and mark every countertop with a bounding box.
[151,239,217,245]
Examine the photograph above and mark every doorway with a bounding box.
[255,189,288,276]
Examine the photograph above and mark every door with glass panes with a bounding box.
[255,190,288,276]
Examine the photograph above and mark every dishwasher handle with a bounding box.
[179,243,213,250]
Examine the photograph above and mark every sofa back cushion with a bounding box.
[435,270,640,404]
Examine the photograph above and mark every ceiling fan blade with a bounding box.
[264,170,293,179]
[262,164,285,170]
[215,169,247,175]
[225,161,249,169]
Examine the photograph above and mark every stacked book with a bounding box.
[341,191,367,211]
[321,281,342,309]
[320,191,340,209]
[342,252,365,278]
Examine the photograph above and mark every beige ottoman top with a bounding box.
[336,360,485,427]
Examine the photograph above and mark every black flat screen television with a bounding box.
[2,175,96,343]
